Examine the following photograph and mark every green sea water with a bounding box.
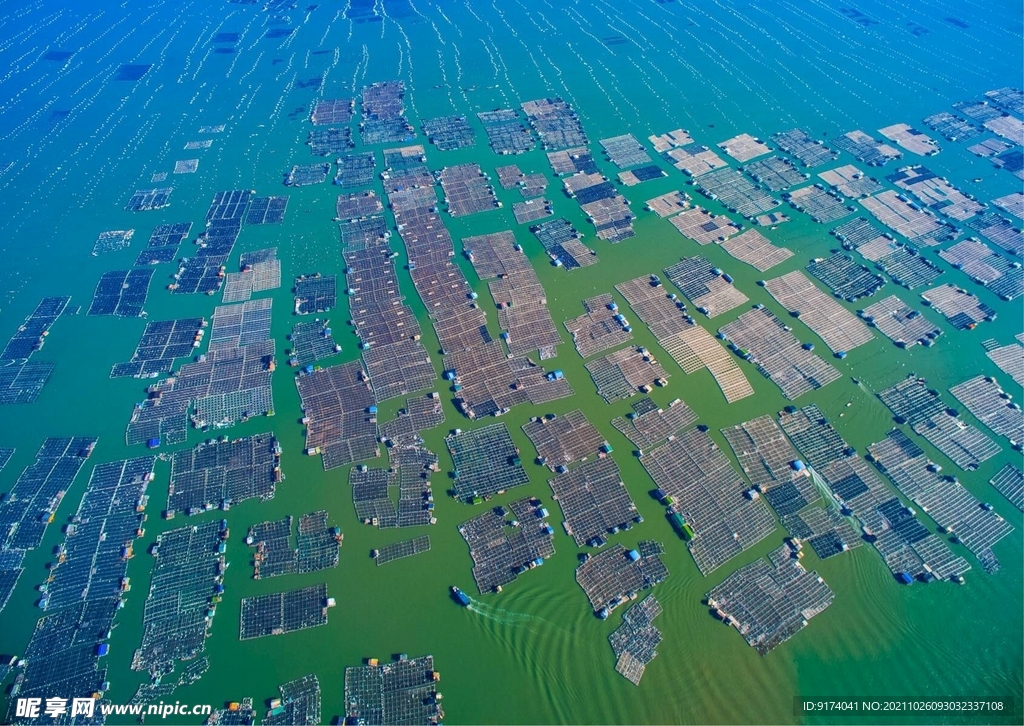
[0,0,1021,723]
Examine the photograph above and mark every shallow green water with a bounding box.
[0,0,1021,723]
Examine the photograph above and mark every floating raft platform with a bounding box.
[878,124,940,156]
[992,192,1024,219]
[422,114,475,151]
[990,464,1023,511]
[335,151,377,189]
[719,307,841,400]
[438,163,499,217]
[248,511,340,578]
[611,397,697,452]
[379,393,445,447]
[587,346,669,403]
[615,275,752,403]
[549,457,639,547]
[833,130,901,166]
[263,674,321,726]
[531,218,596,269]
[168,433,281,516]
[478,108,534,155]
[0,296,69,360]
[618,165,665,186]
[92,228,134,255]
[922,112,980,141]
[309,127,353,156]
[763,270,874,353]
[0,437,96,551]
[523,409,605,469]
[360,81,415,145]
[785,183,853,224]
[564,294,632,359]
[547,146,598,176]
[337,190,383,220]
[245,196,288,225]
[807,252,885,301]
[744,155,807,191]
[668,206,740,245]
[521,97,588,151]
[41,456,155,612]
[986,343,1024,386]
[920,283,996,330]
[707,545,834,655]
[562,171,634,241]
[512,197,553,224]
[818,164,882,198]
[645,190,690,217]
[609,596,662,685]
[860,295,940,348]
[239,583,330,640]
[447,423,529,501]
[496,164,524,189]
[718,133,771,162]
[949,375,1022,441]
[0,359,52,403]
[720,229,793,271]
[650,128,728,176]
[89,269,153,317]
[664,256,748,318]
[869,429,1011,573]
[209,297,273,350]
[771,128,837,167]
[575,541,668,616]
[311,98,354,125]
[600,134,651,168]
[224,248,281,303]
[173,158,199,174]
[343,654,442,725]
[359,445,436,528]
[111,317,206,378]
[134,222,191,265]
[296,361,378,470]
[939,240,1022,301]
[374,535,430,566]
[721,415,817,508]
[696,167,781,219]
[966,211,1023,256]
[294,274,337,315]
[285,163,331,187]
[878,376,1000,470]
[288,319,340,367]
[126,187,173,211]
[860,190,958,247]
[459,497,554,593]
[888,165,983,221]
[132,519,227,676]
[640,428,775,575]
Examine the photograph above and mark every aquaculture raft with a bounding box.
[239,583,330,640]
[575,541,668,616]
[446,423,529,501]
[609,595,663,685]
[343,654,442,724]
[459,497,554,593]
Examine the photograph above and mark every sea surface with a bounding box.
[0,0,1021,723]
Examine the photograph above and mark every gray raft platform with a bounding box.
[239,583,330,640]
[990,464,1023,511]
[132,519,228,676]
[335,151,377,189]
[587,346,668,403]
[296,361,378,470]
[168,432,281,516]
[422,114,475,151]
[707,544,834,655]
[447,423,529,501]
[860,295,941,348]
[359,81,415,146]
[664,256,748,318]
[374,535,430,566]
[459,497,554,593]
[549,456,639,548]
[0,296,70,360]
[380,393,445,446]
[807,252,885,301]
[522,97,588,151]
[564,294,631,359]
[350,445,437,528]
[343,654,442,725]
[249,511,341,578]
[311,98,354,125]
[523,409,606,469]
[287,319,340,367]
[575,541,668,616]
[479,108,535,155]
[640,428,775,575]
[609,595,662,685]
[771,128,838,167]
[949,375,1022,441]
[263,674,322,726]
[611,397,697,452]
[88,268,153,317]
[111,317,206,378]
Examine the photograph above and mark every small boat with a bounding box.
[450,586,470,607]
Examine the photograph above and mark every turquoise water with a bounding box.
[0,0,1021,723]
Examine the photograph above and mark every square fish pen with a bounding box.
[523,409,605,468]
[343,655,442,725]
[549,457,639,547]
[575,542,669,616]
